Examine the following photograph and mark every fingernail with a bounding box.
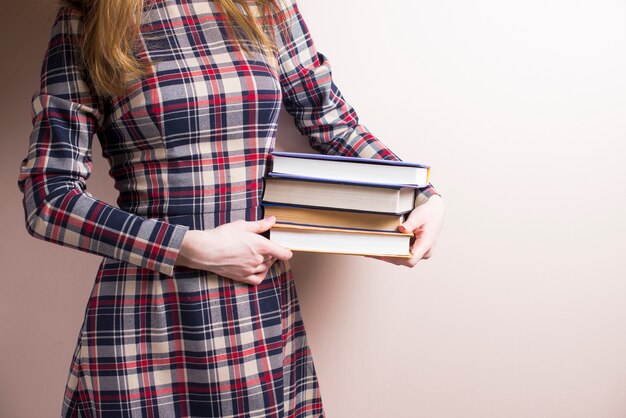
[266,216,276,222]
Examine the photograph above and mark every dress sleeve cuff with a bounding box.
[152,224,189,276]
[415,184,441,206]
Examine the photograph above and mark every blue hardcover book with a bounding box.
[262,176,417,215]
[270,151,431,187]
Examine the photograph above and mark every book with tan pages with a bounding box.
[263,204,405,232]
[269,223,413,258]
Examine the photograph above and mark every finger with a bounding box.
[398,221,414,234]
[398,216,425,234]
[422,248,433,259]
[262,255,275,263]
[253,258,275,273]
[261,241,293,261]
[245,216,277,234]
[252,264,270,275]
[410,240,432,262]
[391,240,430,268]
[242,272,269,286]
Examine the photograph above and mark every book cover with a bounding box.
[270,152,431,187]
[269,223,414,258]
[266,172,427,189]
[271,151,430,168]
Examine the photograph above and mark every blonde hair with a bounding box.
[62,0,286,97]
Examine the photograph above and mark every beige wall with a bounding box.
[2,0,626,417]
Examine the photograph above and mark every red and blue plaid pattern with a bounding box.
[18,0,437,416]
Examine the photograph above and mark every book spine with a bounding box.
[270,221,400,234]
[266,172,428,189]
[261,202,412,216]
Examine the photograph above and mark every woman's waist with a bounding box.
[117,191,263,220]
[125,205,264,229]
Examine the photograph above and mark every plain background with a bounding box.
[2,0,626,417]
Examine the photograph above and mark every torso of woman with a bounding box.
[107,0,281,227]
[19,0,402,416]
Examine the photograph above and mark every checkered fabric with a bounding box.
[18,1,438,417]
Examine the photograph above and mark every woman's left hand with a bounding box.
[373,194,445,267]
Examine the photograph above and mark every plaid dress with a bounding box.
[18,1,438,417]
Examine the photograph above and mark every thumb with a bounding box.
[246,216,277,234]
[398,219,419,234]
[398,212,426,234]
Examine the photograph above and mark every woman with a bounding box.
[18,0,445,416]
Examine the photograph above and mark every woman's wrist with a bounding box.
[175,230,206,268]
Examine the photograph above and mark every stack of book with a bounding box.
[262,152,433,258]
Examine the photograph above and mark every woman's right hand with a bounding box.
[174,216,293,285]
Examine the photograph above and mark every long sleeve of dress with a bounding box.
[17,8,188,276]
[276,0,440,200]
